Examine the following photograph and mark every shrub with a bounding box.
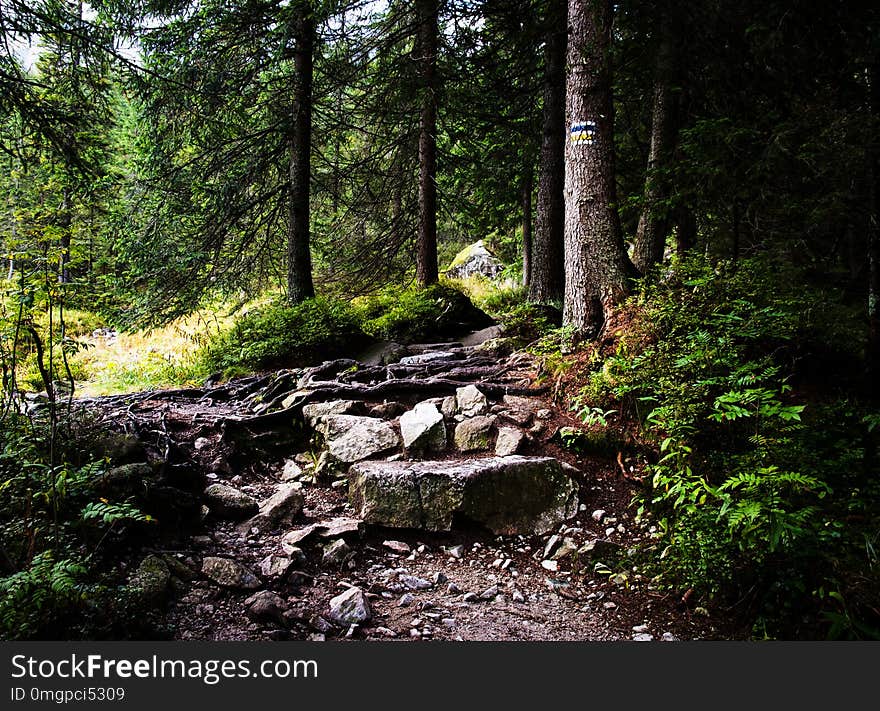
[199,297,366,375]
[576,255,879,637]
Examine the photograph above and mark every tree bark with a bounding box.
[868,58,880,401]
[286,1,316,304]
[673,203,696,258]
[563,0,631,337]
[632,25,679,275]
[416,0,439,287]
[529,0,566,303]
[522,170,533,288]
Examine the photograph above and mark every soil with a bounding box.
[81,336,751,643]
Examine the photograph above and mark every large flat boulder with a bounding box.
[348,455,578,535]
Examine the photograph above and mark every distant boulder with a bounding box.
[445,240,505,281]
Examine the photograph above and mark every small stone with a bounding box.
[281,460,303,481]
[479,585,499,601]
[536,408,552,420]
[374,627,398,638]
[633,633,654,642]
[201,557,261,590]
[462,592,480,603]
[383,540,412,555]
[399,575,432,591]
[495,427,525,456]
[310,615,334,633]
[543,534,561,559]
[194,437,211,450]
[605,527,616,536]
[602,601,618,610]
[245,590,288,625]
[447,582,462,595]
[258,554,294,580]
[328,587,372,626]
[541,560,558,572]
[453,416,495,452]
[322,539,351,567]
[591,509,607,522]
[447,545,465,559]
[432,571,448,585]
[455,384,489,416]
[410,628,422,638]
[512,588,525,604]
[550,537,578,561]
[632,624,649,633]
[661,632,679,642]
[399,593,415,607]
[203,483,258,519]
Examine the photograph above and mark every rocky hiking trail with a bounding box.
[79,329,742,642]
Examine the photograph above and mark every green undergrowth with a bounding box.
[0,411,161,639]
[567,255,880,639]
[198,296,366,377]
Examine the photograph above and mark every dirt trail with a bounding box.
[79,335,741,642]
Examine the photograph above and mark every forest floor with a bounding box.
[81,330,750,642]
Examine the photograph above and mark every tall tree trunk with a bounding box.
[673,203,696,258]
[563,0,631,337]
[287,2,316,304]
[867,58,880,401]
[415,0,439,287]
[529,0,566,303]
[522,170,533,288]
[632,25,679,274]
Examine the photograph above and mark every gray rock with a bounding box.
[447,545,465,559]
[245,590,288,625]
[398,593,415,607]
[499,409,532,427]
[201,557,261,590]
[96,462,154,492]
[328,587,372,626]
[502,395,540,412]
[399,575,432,591]
[479,585,499,600]
[454,416,495,452]
[512,588,525,604]
[550,537,578,561]
[591,509,607,523]
[302,400,363,427]
[318,517,365,539]
[462,592,480,603]
[455,384,489,417]
[447,582,462,595]
[258,554,295,580]
[281,460,303,482]
[382,540,412,555]
[444,240,505,280]
[348,455,578,535]
[400,402,447,455]
[661,632,679,642]
[129,555,170,603]
[432,572,448,586]
[633,633,654,642]
[495,426,525,456]
[322,539,351,566]
[441,396,457,419]
[203,483,258,519]
[317,415,401,463]
[242,483,304,532]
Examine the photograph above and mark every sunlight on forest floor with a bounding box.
[71,311,229,396]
